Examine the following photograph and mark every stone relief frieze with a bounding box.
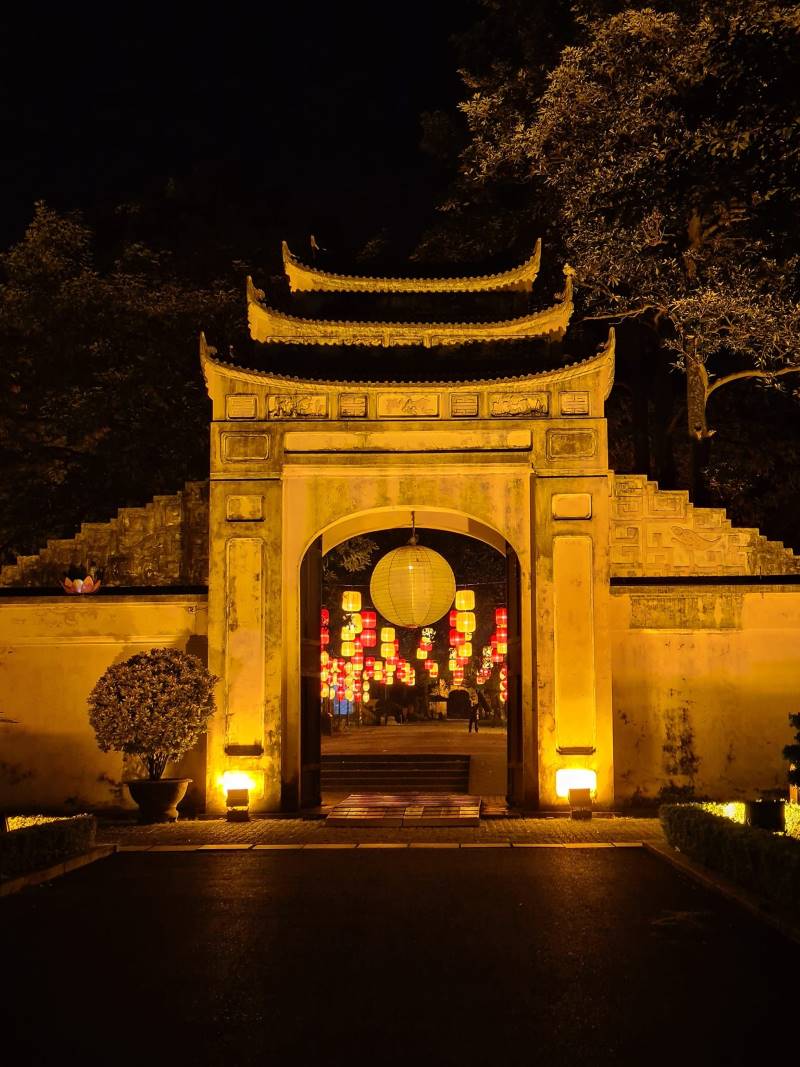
[376,393,440,419]
[490,392,549,418]
[267,394,328,419]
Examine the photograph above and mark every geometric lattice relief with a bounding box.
[610,474,800,577]
[0,481,209,588]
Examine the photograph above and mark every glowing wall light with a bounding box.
[555,768,597,799]
[221,770,253,822]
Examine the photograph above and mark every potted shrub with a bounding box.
[88,648,217,822]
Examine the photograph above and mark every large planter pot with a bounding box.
[126,778,192,824]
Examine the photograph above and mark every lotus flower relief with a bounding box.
[62,573,102,594]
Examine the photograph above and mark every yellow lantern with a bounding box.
[379,642,394,659]
[344,688,354,701]
[456,611,476,634]
[416,648,427,660]
[341,624,356,641]
[341,641,355,658]
[351,613,363,634]
[496,641,508,655]
[321,684,330,698]
[342,591,361,612]
[380,627,395,643]
[370,540,456,629]
[461,641,473,658]
[455,589,475,611]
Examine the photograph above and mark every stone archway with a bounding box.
[201,333,616,813]
[295,509,523,809]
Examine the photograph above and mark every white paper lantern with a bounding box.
[370,544,456,629]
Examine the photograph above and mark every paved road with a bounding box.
[2,849,795,1066]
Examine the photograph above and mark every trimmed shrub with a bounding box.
[660,804,800,917]
[0,815,96,880]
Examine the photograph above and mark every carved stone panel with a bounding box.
[376,393,440,419]
[490,392,549,418]
[546,429,597,458]
[222,433,271,462]
[226,394,258,420]
[560,391,589,416]
[267,394,328,419]
[338,394,368,418]
[629,592,744,630]
[226,495,264,522]
[450,393,479,418]
[552,493,593,520]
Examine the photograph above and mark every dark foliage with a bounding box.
[0,815,96,880]
[660,803,800,916]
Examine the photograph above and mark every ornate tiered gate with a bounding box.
[201,330,617,812]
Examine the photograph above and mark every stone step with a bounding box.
[321,754,470,793]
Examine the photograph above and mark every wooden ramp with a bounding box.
[326,792,481,827]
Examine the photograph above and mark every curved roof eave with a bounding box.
[281,239,542,293]
[246,268,574,347]
[199,327,615,392]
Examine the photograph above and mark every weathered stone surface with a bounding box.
[0,482,209,588]
[610,474,800,577]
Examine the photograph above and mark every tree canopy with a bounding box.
[0,203,240,561]
[421,0,800,537]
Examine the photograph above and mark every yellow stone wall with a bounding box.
[610,585,800,801]
[0,595,208,812]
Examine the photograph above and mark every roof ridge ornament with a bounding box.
[281,239,542,294]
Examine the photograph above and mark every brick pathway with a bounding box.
[97,814,663,848]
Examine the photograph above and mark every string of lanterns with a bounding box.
[320,584,507,712]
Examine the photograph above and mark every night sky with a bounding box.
[0,4,476,264]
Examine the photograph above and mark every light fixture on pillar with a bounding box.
[369,512,456,628]
[555,768,596,819]
[222,771,253,822]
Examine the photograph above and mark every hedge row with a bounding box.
[660,804,800,917]
[0,815,97,881]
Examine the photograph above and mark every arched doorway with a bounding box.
[297,520,525,810]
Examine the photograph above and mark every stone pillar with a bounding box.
[206,419,283,813]
[532,475,614,808]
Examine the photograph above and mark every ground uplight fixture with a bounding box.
[222,771,252,822]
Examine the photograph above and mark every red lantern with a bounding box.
[361,629,376,648]
[321,608,330,627]
[361,610,376,630]
[492,651,504,664]
[495,607,507,626]
[449,609,458,628]
[450,629,465,647]
[320,630,330,646]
